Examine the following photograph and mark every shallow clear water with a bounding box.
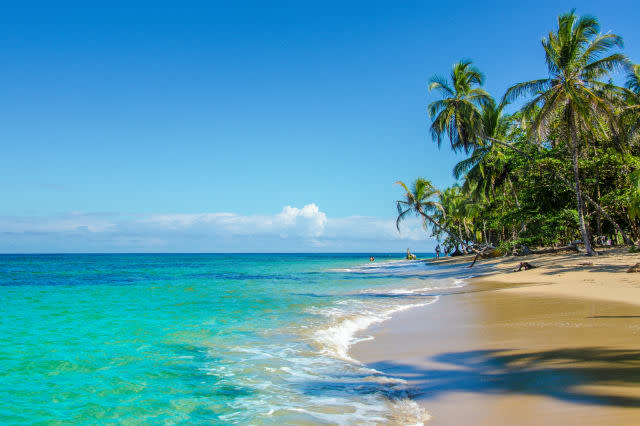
[0,253,461,424]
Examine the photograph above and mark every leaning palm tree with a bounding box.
[396,179,479,253]
[395,178,445,233]
[428,60,492,153]
[503,10,629,255]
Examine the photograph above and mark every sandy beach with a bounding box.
[352,248,640,425]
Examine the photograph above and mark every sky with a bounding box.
[1,1,639,253]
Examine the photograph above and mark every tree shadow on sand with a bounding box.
[299,347,640,408]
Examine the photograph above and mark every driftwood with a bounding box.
[469,243,580,268]
[514,244,579,256]
[532,245,580,254]
[468,253,481,268]
[514,245,533,256]
[627,263,640,273]
[467,246,499,268]
[515,262,537,271]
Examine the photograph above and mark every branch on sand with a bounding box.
[515,262,538,271]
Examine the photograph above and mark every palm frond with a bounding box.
[503,79,553,103]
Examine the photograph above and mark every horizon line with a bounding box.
[0,251,436,255]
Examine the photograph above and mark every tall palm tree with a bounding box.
[428,61,492,153]
[503,10,629,255]
[427,60,631,245]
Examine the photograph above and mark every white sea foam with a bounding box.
[210,259,464,425]
[308,259,468,424]
[312,298,438,362]
[330,258,430,274]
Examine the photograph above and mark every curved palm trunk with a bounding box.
[487,136,632,245]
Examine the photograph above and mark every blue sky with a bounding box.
[2,1,639,252]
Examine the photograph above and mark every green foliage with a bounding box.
[626,65,640,94]
[628,170,640,221]
[428,60,491,153]
[402,10,640,252]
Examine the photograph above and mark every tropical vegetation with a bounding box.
[396,10,640,258]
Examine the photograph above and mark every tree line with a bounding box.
[396,10,640,257]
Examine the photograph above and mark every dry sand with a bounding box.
[351,248,640,425]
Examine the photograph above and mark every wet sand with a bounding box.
[352,275,640,424]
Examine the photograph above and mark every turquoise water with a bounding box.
[0,253,460,424]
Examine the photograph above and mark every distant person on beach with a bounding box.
[435,244,441,259]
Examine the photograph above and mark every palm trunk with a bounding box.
[595,185,602,238]
[487,136,632,245]
[507,176,521,208]
[570,134,595,255]
[483,221,488,244]
[416,207,482,256]
[594,146,602,239]
[566,108,595,255]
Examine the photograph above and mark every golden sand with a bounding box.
[351,248,640,425]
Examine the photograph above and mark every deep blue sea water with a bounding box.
[0,253,462,424]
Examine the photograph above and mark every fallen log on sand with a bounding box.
[515,262,538,271]
[514,244,580,256]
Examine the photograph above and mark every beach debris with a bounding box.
[515,244,579,256]
[578,261,593,266]
[515,262,537,272]
[406,248,417,260]
[626,263,640,273]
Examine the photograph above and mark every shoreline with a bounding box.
[350,248,640,424]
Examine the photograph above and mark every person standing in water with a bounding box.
[435,244,441,259]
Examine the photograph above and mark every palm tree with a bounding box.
[626,64,640,94]
[440,186,476,247]
[503,10,629,255]
[621,65,640,145]
[396,179,486,259]
[395,178,445,232]
[428,61,492,153]
[428,60,632,245]
[453,99,516,202]
[395,179,474,250]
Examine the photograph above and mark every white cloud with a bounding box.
[142,204,327,238]
[0,204,434,252]
[0,212,118,234]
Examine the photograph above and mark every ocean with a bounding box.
[0,253,464,424]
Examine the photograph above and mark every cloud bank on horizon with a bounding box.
[0,204,435,253]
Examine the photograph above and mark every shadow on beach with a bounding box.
[300,346,640,408]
